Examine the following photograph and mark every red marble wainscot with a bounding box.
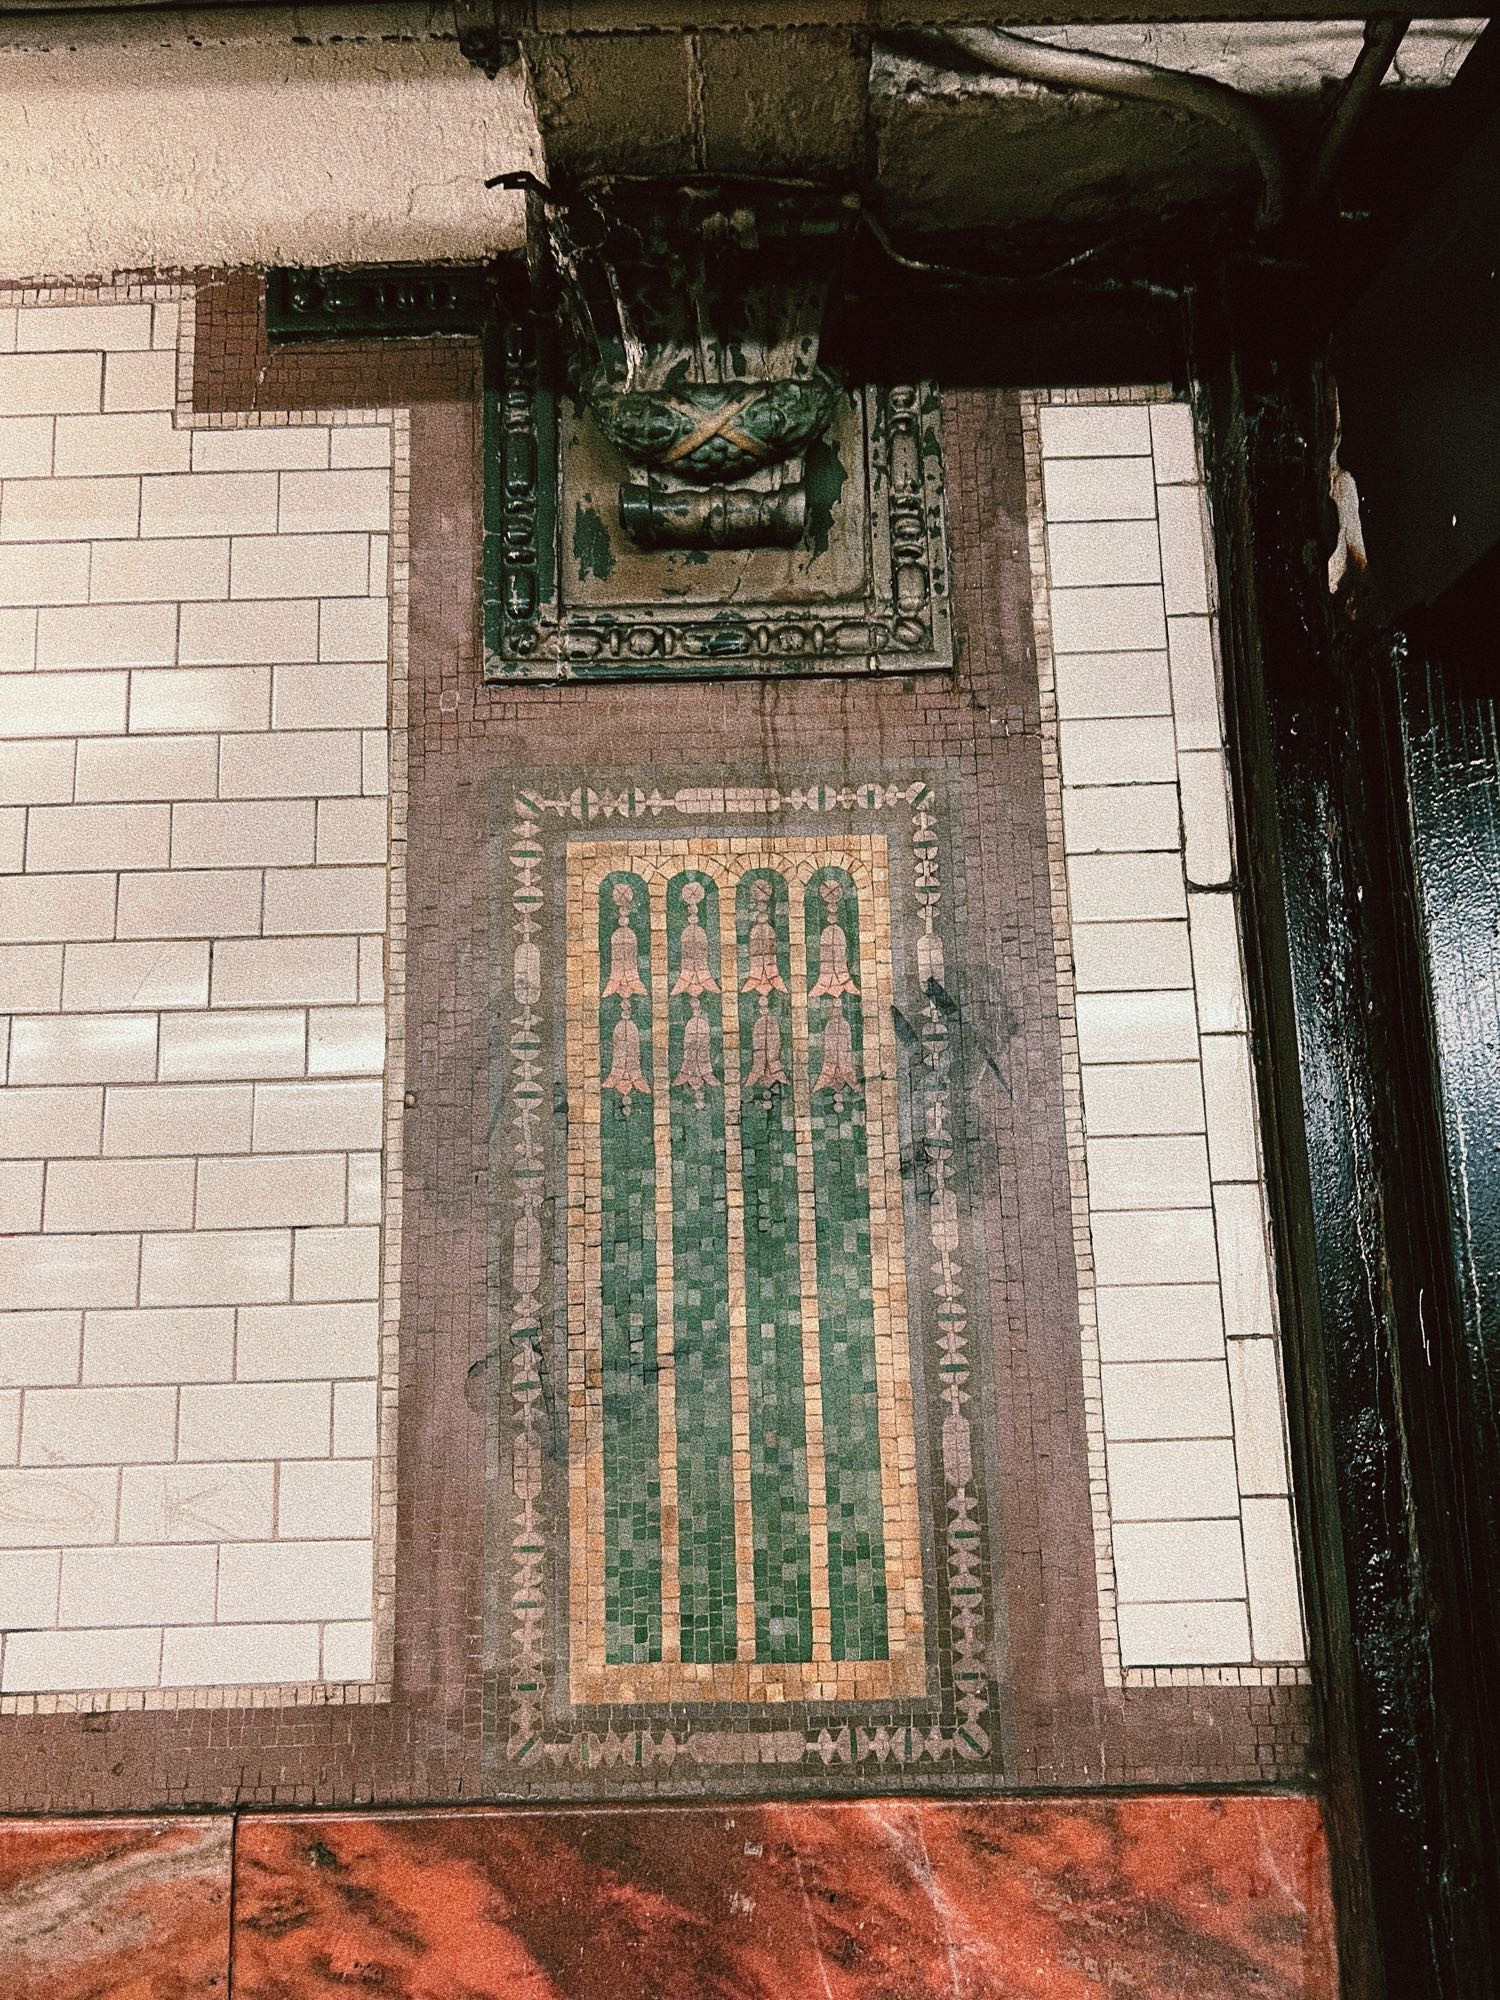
[0,1815,232,1999]
[232,1792,1338,2000]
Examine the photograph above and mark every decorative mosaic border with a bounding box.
[491,776,1009,1790]
[0,277,406,1715]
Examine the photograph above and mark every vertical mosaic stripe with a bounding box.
[736,870,816,1662]
[804,867,889,1661]
[665,872,738,1664]
[596,871,662,1665]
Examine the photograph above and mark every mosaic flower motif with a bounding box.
[745,994,789,1103]
[671,881,719,998]
[741,879,788,996]
[603,996,651,1112]
[602,882,647,999]
[673,994,720,1108]
[809,878,859,999]
[813,994,862,1110]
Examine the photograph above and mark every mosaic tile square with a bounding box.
[487,771,1011,1795]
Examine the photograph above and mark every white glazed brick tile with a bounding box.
[1067,852,1185,923]
[263,867,387,937]
[9,1015,159,1086]
[1047,520,1161,589]
[0,542,90,607]
[1051,586,1167,656]
[218,1539,371,1623]
[83,1307,234,1385]
[1186,893,1247,1034]
[332,1379,377,1457]
[279,469,391,534]
[1096,1284,1225,1363]
[1090,1209,1220,1288]
[273,659,387,730]
[1178,749,1235,887]
[116,869,263,941]
[1059,717,1177,788]
[277,1459,372,1539]
[1053,652,1170,720]
[89,538,229,604]
[1040,404,1151,458]
[231,533,369,600]
[196,1153,344,1230]
[322,1620,373,1680]
[1157,485,1213,616]
[63,940,209,1012]
[1106,1438,1242,1520]
[0,670,128,737]
[171,799,315,870]
[2,1626,161,1694]
[1241,1496,1306,1660]
[0,741,74,806]
[1226,1340,1292,1495]
[319,598,390,665]
[362,733,389,797]
[1200,1034,1260,1181]
[1072,923,1193,994]
[1062,784,1181,856]
[1166,617,1221,750]
[292,1225,380,1303]
[0,944,64,1011]
[129,665,270,735]
[160,1622,319,1688]
[21,1386,176,1466]
[330,428,391,470]
[236,1302,378,1381]
[102,351,179,415]
[1149,402,1200,484]
[347,1155,381,1226]
[36,603,178,671]
[1112,1518,1246,1602]
[44,1158,194,1233]
[1082,1060,1204,1137]
[0,872,110,952]
[178,1381,329,1462]
[0,352,103,417]
[218,730,363,800]
[104,1082,254,1158]
[0,1466,118,1546]
[0,605,38,668]
[0,419,53,480]
[0,1549,60,1626]
[191,429,328,473]
[358,936,385,1004]
[1213,1182,1278,1342]
[28,802,171,872]
[75,735,218,803]
[315,799,387,867]
[0,1389,18,1463]
[0,1311,82,1386]
[1100,1359,1233,1441]
[1086,1134,1211,1212]
[139,471,278,539]
[1,476,139,542]
[0,1085,103,1159]
[307,1006,384,1076]
[0,309,13,353]
[211,936,358,1009]
[120,1461,273,1542]
[14,306,151,354]
[0,808,23,872]
[53,413,191,477]
[1116,1601,1251,1668]
[177,600,319,667]
[0,1159,44,1232]
[252,1079,384,1153]
[59,1544,216,1627]
[1042,455,1157,522]
[139,1229,291,1308]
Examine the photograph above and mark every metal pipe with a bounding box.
[1306,17,1411,206]
[938,24,1288,231]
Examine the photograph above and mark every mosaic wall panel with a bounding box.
[490,775,1011,1794]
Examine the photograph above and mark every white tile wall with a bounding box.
[0,295,398,1702]
[1034,390,1307,1678]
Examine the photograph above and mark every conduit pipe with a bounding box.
[938,24,1289,231]
[1306,17,1411,206]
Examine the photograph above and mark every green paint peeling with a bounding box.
[804,436,847,561]
[573,503,616,583]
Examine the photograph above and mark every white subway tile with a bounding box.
[0,1084,103,1158]
[1157,485,1213,616]
[0,1549,60,1626]
[277,1458,371,1539]
[1106,1438,1241,1520]
[1040,404,1151,458]
[45,1157,193,1233]
[1178,749,1234,887]
[0,351,103,417]
[89,537,229,603]
[1101,1359,1233,1441]
[60,1544,216,1626]
[171,799,314,870]
[0,1159,43,1232]
[1187,892,1246,1034]
[27,802,170,872]
[236,1301,378,1381]
[120,1461,272,1543]
[1213,1183,1278,1342]
[75,733,217,803]
[211,935,358,1009]
[231,533,369,600]
[62,940,209,1012]
[218,1537,370,1622]
[1200,1034,1260,1181]
[1,1363,22,1452]
[0,1466,118,1547]
[1048,520,1161,589]
[9,1014,158,1086]
[0,542,89,606]
[191,429,328,473]
[315,798,387,866]
[158,1008,305,1083]
[1226,1339,1291,1495]
[330,428,390,470]
[0,873,116,946]
[178,599,318,667]
[332,1379,376,1456]
[1091,1209,1220,1288]
[279,468,390,534]
[3,1625,160,1693]
[151,303,179,351]
[1166,617,1221,750]
[197,1153,344,1230]
[1042,454,1157,522]
[0,1310,82,1386]
[1082,1059,1204,1136]
[361,733,388,797]
[179,1380,328,1462]
[116,869,263,940]
[53,412,190,477]
[35,603,178,671]
[1067,852,1185,923]
[1072,922,1193,993]
[21,1386,175,1466]
[253,1078,384,1153]
[218,729,363,799]
[1241,1495,1306,1660]
[139,470,277,538]
[307,1006,384,1076]
[104,1081,252,1157]
[139,1229,290,1308]
[273,658,386,730]
[1063,785,1181,858]
[293,1225,379,1303]
[0,670,128,737]
[1112,1518,1246,1602]
[0,804,23,871]
[14,305,151,354]
[1117,1600,1251,1668]
[1096,1284,1225,1363]
[0,741,73,806]
[0,417,54,479]
[346,1153,381,1226]
[83,1306,233,1385]
[322,1619,373,1681]
[129,665,270,733]
[160,1620,318,1688]
[0,605,37,668]
[1052,652,1170,720]
[1086,1134,1211,1211]
[358,936,384,1003]
[318,598,390,665]
[103,350,179,415]
[263,866,386,937]
[1059,717,1177,787]
[1150,402,1199,484]
[0,475,139,542]
[1052,586,1167,657]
